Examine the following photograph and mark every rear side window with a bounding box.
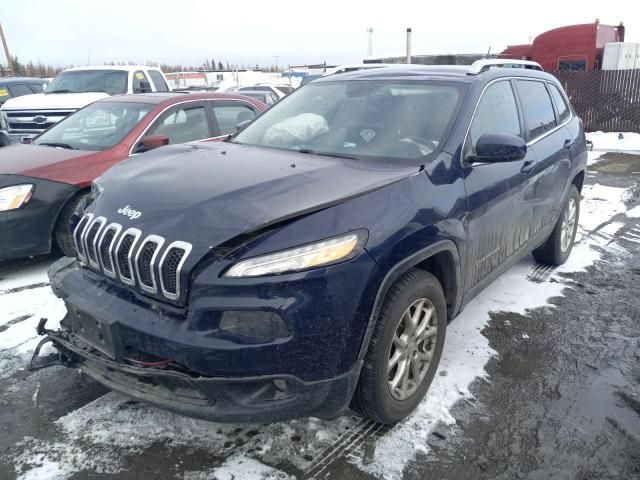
[148,70,169,92]
[212,103,257,135]
[515,80,557,140]
[469,81,521,151]
[548,84,571,123]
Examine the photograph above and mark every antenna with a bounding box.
[367,27,374,57]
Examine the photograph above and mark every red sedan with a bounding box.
[0,92,267,260]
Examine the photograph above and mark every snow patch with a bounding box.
[586,131,640,151]
[184,455,292,480]
[626,205,640,218]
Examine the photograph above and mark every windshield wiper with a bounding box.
[38,142,76,150]
[296,148,358,160]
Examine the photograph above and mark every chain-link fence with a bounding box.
[552,69,640,133]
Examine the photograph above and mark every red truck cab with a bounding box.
[502,20,625,71]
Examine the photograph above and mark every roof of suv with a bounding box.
[314,64,556,84]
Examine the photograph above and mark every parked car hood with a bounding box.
[1,92,109,111]
[92,142,419,251]
[0,143,94,181]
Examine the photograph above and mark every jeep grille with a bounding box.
[74,215,192,302]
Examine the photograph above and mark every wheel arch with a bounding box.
[572,169,585,193]
[50,186,91,247]
[356,239,462,365]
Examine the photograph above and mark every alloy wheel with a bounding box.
[561,197,577,253]
[387,298,438,401]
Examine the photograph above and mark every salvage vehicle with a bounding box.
[0,66,171,144]
[0,93,266,260]
[35,60,587,424]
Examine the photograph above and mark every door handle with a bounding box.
[520,159,535,174]
[563,139,574,149]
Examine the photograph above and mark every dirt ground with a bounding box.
[1,157,639,480]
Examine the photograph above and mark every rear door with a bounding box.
[513,79,572,244]
[462,79,538,293]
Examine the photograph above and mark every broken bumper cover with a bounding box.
[33,327,358,423]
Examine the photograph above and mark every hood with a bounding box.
[92,142,419,253]
[1,92,110,111]
[0,143,94,179]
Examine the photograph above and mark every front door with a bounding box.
[462,79,538,293]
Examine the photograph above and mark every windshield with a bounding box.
[34,101,153,151]
[233,80,464,162]
[45,70,128,95]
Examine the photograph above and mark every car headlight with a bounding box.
[0,184,34,211]
[225,231,367,277]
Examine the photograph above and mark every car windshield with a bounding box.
[34,101,153,151]
[233,80,464,162]
[45,70,128,95]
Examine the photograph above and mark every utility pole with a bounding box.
[367,27,374,57]
[406,28,412,64]
[0,22,14,75]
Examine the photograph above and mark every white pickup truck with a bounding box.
[0,65,171,145]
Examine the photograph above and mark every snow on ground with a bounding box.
[3,168,639,480]
[627,205,640,218]
[586,131,640,151]
[0,259,65,380]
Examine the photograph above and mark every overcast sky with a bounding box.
[2,0,639,68]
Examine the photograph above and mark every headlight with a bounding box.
[0,184,34,211]
[225,231,366,277]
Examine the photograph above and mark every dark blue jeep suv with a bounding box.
[36,61,587,424]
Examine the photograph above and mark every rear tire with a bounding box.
[351,268,447,424]
[532,185,580,266]
[54,192,90,257]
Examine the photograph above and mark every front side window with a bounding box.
[548,84,571,123]
[45,70,128,95]
[34,102,153,151]
[213,103,257,135]
[515,80,557,140]
[469,81,521,152]
[147,70,169,92]
[144,105,209,145]
[233,80,464,163]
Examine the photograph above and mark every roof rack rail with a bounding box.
[467,59,543,75]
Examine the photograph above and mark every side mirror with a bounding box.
[141,134,169,151]
[469,133,526,163]
[235,120,252,132]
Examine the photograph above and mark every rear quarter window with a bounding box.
[515,80,557,140]
[548,84,571,123]
[148,70,169,92]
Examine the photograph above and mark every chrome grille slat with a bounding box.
[114,228,142,286]
[159,241,193,301]
[73,213,93,263]
[83,216,107,269]
[134,235,165,294]
[97,223,122,278]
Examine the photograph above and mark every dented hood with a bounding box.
[91,142,418,252]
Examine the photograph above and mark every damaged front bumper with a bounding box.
[30,319,358,423]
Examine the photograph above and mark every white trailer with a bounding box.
[602,43,640,70]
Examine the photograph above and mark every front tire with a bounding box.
[532,185,580,266]
[54,192,90,257]
[352,268,447,424]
